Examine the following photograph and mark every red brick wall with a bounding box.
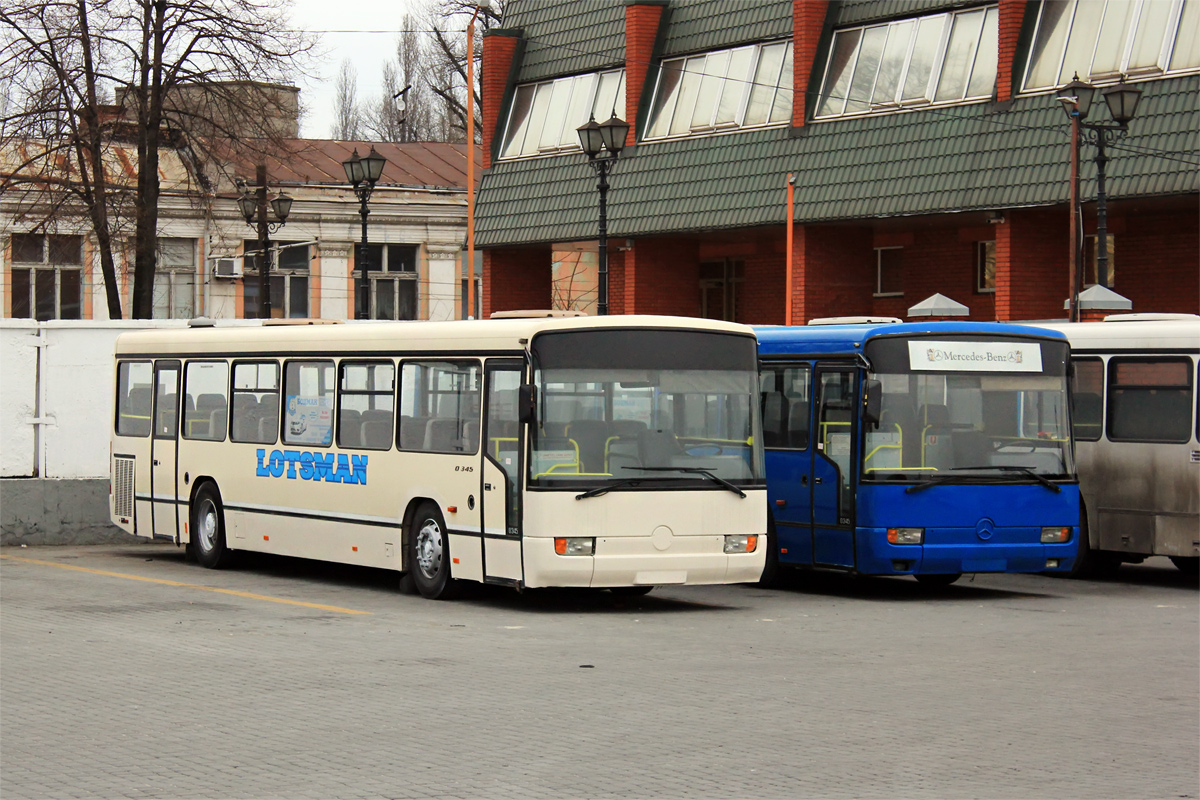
[792,225,875,322]
[483,247,552,317]
[793,0,829,127]
[737,231,788,324]
[1108,208,1199,313]
[997,0,1027,103]
[995,207,1068,321]
[868,226,998,321]
[625,3,667,147]
[481,31,520,170]
[623,237,701,315]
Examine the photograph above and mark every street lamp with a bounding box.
[1057,74,1142,320]
[342,146,387,320]
[238,164,292,319]
[576,113,630,316]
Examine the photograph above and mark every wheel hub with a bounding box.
[416,520,443,578]
[197,501,217,552]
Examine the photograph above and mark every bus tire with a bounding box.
[191,483,232,570]
[1169,556,1199,575]
[610,586,654,597]
[914,573,960,587]
[397,572,418,595]
[410,502,460,600]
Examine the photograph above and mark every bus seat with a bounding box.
[258,395,280,442]
[208,409,227,440]
[232,395,260,441]
[339,409,362,447]
[919,403,950,429]
[194,394,226,438]
[787,399,810,448]
[639,428,682,468]
[611,419,646,438]
[399,416,430,450]
[463,420,479,453]
[359,409,393,448]
[540,421,568,439]
[919,404,953,469]
[425,418,463,452]
[566,419,609,473]
[762,392,787,447]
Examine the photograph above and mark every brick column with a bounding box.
[994,207,1067,321]
[625,2,668,146]
[997,0,1027,103]
[790,225,874,323]
[793,0,828,127]
[481,30,521,169]
[482,247,552,318]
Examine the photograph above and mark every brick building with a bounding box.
[476,0,1199,322]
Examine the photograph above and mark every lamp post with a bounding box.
[342,146,387,320]
[576,114,630,316]
[465,0,490,320]
[238,163,292,319]
[1056,74,1142,321]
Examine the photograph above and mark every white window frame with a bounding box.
[814,6,999,120]
[644,40,793,140]
[875,246,904,297]
[242,240,311,319]
[9,233,83,320]
[153,237,199,319]
[499,69,627,160]
[1022,0,1199,92]
[362,243,419,321]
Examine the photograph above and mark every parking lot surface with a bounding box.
[1,543,1196,800]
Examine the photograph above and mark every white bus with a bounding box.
[1040,314,1199,576]
[110,314,767,598]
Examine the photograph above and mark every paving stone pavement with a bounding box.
[1,543,1196,800]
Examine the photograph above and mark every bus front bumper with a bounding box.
[522,535,767,589]
[856,528,1079,575]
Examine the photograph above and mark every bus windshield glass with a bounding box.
[530,329,764,490]
[862,336,1073,481]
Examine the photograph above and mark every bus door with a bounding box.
[761,362,814,565]
[481,359,524,583]
[150,360,181,542]
[812,365,858,568]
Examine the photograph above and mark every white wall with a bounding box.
[0,320,188,478]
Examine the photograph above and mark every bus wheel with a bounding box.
[610,586,654,597]
[410,503,460,600]
[1170,556,1199,575]
[914,573,960,587]
[191,484,232,570]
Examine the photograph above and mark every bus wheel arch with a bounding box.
[190,480,232,570]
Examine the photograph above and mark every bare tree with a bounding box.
[3,0,314,318]
[427,0,503,143]
[331,58,362,140]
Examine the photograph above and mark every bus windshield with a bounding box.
[530,329,764,490]
[862,336,1074,481]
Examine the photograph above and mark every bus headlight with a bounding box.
[1041,527,1072,543]
[554,537,594,556]
[724,534,758,554]
[887,528,924,545]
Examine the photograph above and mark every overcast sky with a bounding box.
[290,0,424,140]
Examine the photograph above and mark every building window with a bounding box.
[243,240,310,318]
[646,42,792,139]
[816,6,998,119]
[9,233,83,320]
[875,247,903,296]
[699,259,744,321]
[1083,234,1116,288]
[153,238,197,319]
[500,69,626,160]
[976,240,996,293]
[1024,0,1199,91]
[353,243,418,320]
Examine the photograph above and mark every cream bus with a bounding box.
[110,314,767,598]
[1039,314,1199,576]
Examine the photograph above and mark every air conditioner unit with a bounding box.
[213,258,242,279]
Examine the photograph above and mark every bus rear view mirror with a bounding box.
[518,384,537,423]
[863,379,882,426]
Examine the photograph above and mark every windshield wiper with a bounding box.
[625,467,747,498]
[575,479,642,500]
[951,465,1062,493]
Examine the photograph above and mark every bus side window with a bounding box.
[760,365,810,449]
[231,362,280,444]
[1107,357,1194,443]
[116,361,153,437]
[183,361,229,442]
[399,361,481,454]
[1070,358,1104,442]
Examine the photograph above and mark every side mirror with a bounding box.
[518,384,537,423]
[863,379,882,426]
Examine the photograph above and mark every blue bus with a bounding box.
[755,318,1080,585]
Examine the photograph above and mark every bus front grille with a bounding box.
[113,457,134,519]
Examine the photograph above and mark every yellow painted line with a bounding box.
[0,554,371,616]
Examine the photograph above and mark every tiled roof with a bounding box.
[476,75,1199,247]
[505,1,625,84]
[661,0,792,56]
[831,0,978,27]
[235,140,477,190]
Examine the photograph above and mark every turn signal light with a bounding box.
[554,537,594,556]
[1041,527,1071,543]
[724,534,758,554]
[887,527,924,545]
